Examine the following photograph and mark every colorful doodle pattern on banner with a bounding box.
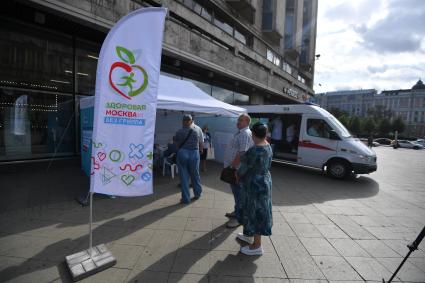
[91,140,153,187]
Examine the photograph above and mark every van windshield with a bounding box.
[327,116,352,138]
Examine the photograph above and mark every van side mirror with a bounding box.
[329,130,340,140]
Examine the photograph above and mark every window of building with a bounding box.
[262,0,274,30]
[76,39,100,95]
[266,49,281,67]
[284,0,295,49]
[234,92,249,105]
[0,88,74,161]
[282,61,292,74]
[212,85,234,104]
[0,20,73,93]
[213,16,234,36]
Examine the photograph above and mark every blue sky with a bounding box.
[314,0,425,93]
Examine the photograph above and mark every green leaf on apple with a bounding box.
[116,46,135,64]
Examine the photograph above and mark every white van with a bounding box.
[244,104,377,179]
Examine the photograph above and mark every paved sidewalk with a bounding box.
[0,148,425,282]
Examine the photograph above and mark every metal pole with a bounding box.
[89,191,93,258]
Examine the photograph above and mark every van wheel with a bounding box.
[327,160,350,179]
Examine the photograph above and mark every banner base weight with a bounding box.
[65,244,116,282]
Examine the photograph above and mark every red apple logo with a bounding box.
[108,46,148,100]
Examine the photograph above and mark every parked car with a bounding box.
[415,139,425,147]
[396,140,424,150]
[374,138,392,145]
[360,138,379,147]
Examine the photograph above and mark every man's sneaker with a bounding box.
[225,211,236,218]
[240,245,263,256]
[226,218,240,228]
[236,233,254,245]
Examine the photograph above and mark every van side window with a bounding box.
[307,119,333,139]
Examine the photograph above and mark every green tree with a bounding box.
[391,116,406,134]
[338,115,350,128]
[349,116,361,136]
[378,118,392,136]
[367,105,393,120]
[362,117,376,135]
[329,108,348,119]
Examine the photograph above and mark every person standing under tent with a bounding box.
[175,114,204,204]
[201,125,212,172]
[223,113,254,228]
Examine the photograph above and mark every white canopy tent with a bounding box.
[80,74,245,117]
[80,75,245,164]
[157,75,245,117]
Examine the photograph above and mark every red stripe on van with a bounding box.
[298,141,334,151]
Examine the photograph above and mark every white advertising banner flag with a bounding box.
[90,8,166,196]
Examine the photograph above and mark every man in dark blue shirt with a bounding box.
[175,114,203,204]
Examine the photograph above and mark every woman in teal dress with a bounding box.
[237,122,273,256]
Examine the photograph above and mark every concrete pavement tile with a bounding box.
[192,199,215,209]
[189,208,216,219]
[355,240,400,258]
[107,243,144,269]
[390,216,423,228]
[74,267,130,283]
[382,239,425,258]
[271,236,325,279]
[211,233,243,252]
[208,250,286,278]
[165,206,192,218]
[304,214,333,225]
[299,237,339,256]
[210,275,289,282]
[126,270,169,283]
[344,256,391,281]
[281,205,322,214]
[214,192,233,201]
[315,224,349,239]
[409,258,425,273]
[157,216,188,231]
[376,257,425,282]
[212,218,232,230]
[171,249,210,274]
[270,222,296,236]
[114,228,155,246]
[289,280,328,283]
[179,231,211,250]
[314,205,345,215]
[328,238,369,257]
[312,256,362,281]
[328,216,376,240]
[168,272,209,282]
[348,216,381,227]
[213,200,235,210]
[363,227,405,240]
[340,207,364,216]
[185,218,213,232]
[290,224,322,238]
[283,213,311,224]
[0,256,68,283]
[133,247,177,272]
[0,234,81,263]
[132,229,183,272]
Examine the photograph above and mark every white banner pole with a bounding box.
[65,8,167,281]
[89,192,93,258]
